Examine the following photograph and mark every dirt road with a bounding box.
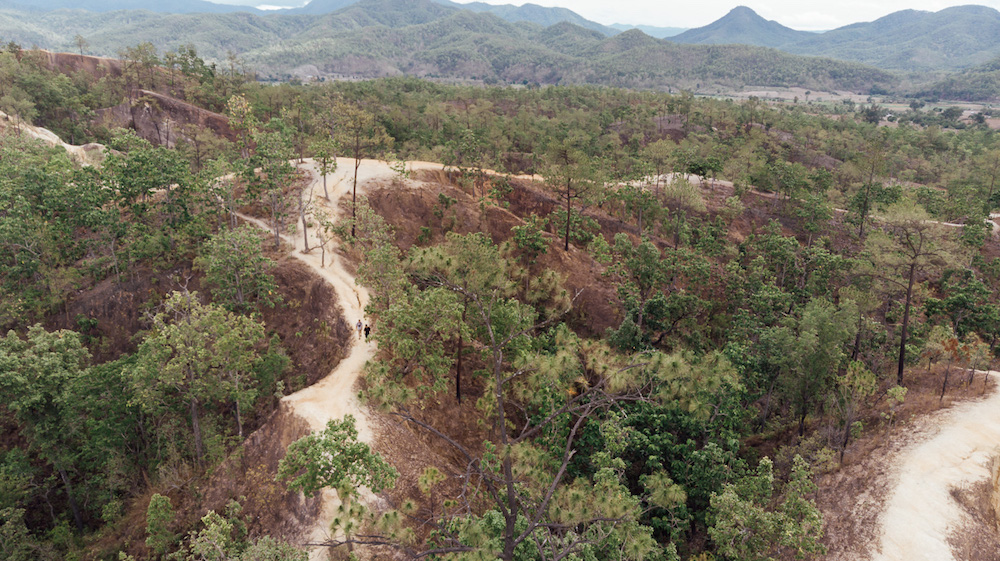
[872,372,1000,561]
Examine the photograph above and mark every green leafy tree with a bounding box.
[329,99,392,236]
[277,416,396,556]
[863,201,962,385]
[766,298,858,436]
[354,231,682,560]
[0,325,90,530]
[277,415,397,496]
[709,456,825,561]
[127,291,267,463]
[310,138,338,201]
[179,501,306,561]
[1,507,55,561]
[544,134,601,251]
[195,226,280,314]
[830,361,877,462]
[145,493,176,557]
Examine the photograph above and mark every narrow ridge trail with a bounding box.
[872,371,1000,561]
[238,157,439,560]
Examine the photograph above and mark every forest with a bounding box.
[2,40,1000,561]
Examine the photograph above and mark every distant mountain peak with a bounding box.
[669,4,809,48]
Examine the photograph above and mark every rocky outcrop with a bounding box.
[94,89,235,147]
[38,51,123,79]
[0,110,105,166]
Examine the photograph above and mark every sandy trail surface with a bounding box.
[238,157,440,560]
[872,371,1000,561]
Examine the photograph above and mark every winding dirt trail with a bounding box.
[872,371,1000,561]
[249,162,1000,560]
[238,157,442,560]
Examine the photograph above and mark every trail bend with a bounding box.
[237,157,441,560]
[872,371,1000,561]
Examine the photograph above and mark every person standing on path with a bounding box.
[364,324,371,341]
[356,319,363,340]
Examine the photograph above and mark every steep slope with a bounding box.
[669,6,813,47]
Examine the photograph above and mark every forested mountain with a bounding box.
[669,5,1000,72]
[6,0,1000,77]
[0,0,894,92]
[668,6,812,48]
[434,0,619,36]
[917,55,1000,102]
[786,5,1000,71]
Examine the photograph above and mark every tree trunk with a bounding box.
[840,417,852,464]
[301,205,310,252]
[940,360,952,402]
[564,182,571,252]
[456,301,467,403]
[235,376,243,438]
[59,467,84,531]
[352,156,361,237]
[851,312,863,361]
[897,263,917,386]
[190,396,204,463]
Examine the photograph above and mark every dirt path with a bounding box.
[871,372,1000,561]
[238,157,441,560]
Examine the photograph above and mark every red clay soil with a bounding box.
[257,257,353,392]
[365,173,623,337]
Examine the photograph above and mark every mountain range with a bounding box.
[667,4,1000,71]
[4,0,1000,98]
[0,0,894,93]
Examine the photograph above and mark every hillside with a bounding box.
[436,0,619,36]
[916,55,1000,102]
[786,5,1000,71]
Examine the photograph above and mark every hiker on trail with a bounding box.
[356,319,363,339]
[364,324,371,341]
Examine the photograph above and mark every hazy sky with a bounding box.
[211,0,1000,30]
